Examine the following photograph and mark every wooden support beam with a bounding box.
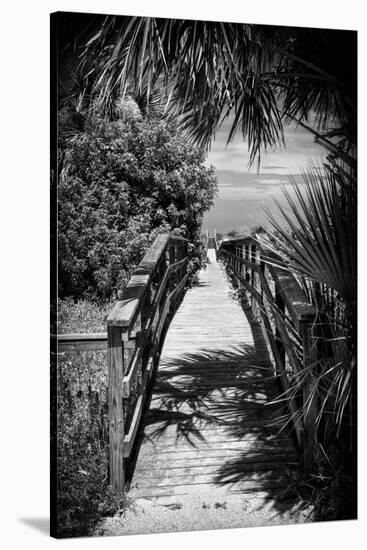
[108,326,125,494]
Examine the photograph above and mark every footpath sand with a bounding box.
[96,490,314,537]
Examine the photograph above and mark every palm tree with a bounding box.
[79,16,356,168]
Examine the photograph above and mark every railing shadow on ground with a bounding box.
[192,281,209,287]
[127,320,309,518]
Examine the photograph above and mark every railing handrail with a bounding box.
[51,333,107,352]
[53,232,191,494]
[107,233,188,330]
[218,237,315,327]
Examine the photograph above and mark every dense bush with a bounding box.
[58,106,217,300]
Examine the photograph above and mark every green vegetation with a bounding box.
[56,300,119,537]
[57,298,110,333]
[59,106,217,301]
[81,17,355,168]
[261,159,356,518]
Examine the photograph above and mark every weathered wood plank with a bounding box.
[132,469,297,487]
[137,439,295,453]
[54,333,107,352]
[130,478,295,499]
[134,455,298,472]
[136,446,295,461]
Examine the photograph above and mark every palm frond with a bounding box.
[261,162,356,310]
[80,18,286,165]
[258,158,356,457]
[79,17,356,165]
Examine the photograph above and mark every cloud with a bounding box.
[213,171,306,204]
[203,112,324,232]
[256,177,284,185]
[206,114,325,176]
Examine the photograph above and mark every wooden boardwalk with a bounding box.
[128,249,298,503]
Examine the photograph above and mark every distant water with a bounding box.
[201,167,307,235]
[202,196,289,234]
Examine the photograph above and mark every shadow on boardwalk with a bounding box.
[127,309,310,519]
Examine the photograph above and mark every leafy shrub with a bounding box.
[58,108,217,300]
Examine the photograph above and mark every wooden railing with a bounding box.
[54,231,318,488]
[106,233,189,492]
[53,233,190,494]
[53,333,107,352]
[218,236,317,471]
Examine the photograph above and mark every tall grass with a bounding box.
[57,298,111,333]
[55,299,125,537]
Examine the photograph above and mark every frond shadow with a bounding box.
[127,308,308,517]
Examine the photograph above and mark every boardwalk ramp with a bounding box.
[100,249,312,535]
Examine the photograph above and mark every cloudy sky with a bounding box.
[203,115,326,234]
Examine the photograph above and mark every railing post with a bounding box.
[175,241,180,288]
[107,325,125,494]
[275,287,286,371]
[245,244,249,280]
[169,240,176,288]
[301,321,318,472]
[253,245,261,321]
[250,245,256,287]
[241,244,245,281]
